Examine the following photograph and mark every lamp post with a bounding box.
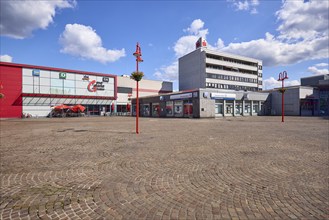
[278,71,288,122]
[132,42,143,134]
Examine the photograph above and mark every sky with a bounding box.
[0,0,328,91]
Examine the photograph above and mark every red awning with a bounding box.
[71,104,85,113]
[54,104,71,110]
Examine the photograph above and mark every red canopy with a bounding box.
[71,104,86,113]
[54,104,71,110]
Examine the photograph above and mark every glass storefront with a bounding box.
[152,103,160,117]
[166,101,174,117]
[183,100,193,118]
[225,101,233,115]
[215,100,223,115]
[252,102,259,114]
[235,102,242,115]
[142,104,150,117]
[174,100,183,117]
[244,102,251,115]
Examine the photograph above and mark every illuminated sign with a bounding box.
[32,69,40,77]
[87,80,105,92]
[59,72,66,79]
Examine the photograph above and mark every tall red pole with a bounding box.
[136,60,139,134]
[278,71,288,123]
[282,79,284,122]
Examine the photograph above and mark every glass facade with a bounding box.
[174,100,183,117]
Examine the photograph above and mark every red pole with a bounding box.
[282,79,284,122]
[136,59,139,134]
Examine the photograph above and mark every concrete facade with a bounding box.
[132,88,269,118]
[267,74,329,116]
[116,75,172,114]
[179,38,263,92]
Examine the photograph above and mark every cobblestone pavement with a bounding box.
[0,116,328,220]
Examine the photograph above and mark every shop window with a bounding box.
[245,104,251,113]
[235,104,242,115]
[142,104,150,117]
[225,103,233,114]
[183,100,193,118]
[152,103,160,117]
[166,101,174,117]
[253,103,259,113]
[215,102,223,115]
[174,100,183,117]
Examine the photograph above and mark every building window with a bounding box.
[174,100,183,117]
[166,101,174,117]
[253,102,259,113]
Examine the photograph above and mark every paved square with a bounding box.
[1,116,328,219]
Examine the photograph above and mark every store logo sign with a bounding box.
[82,75,89,81]
[87,80,105,92]
[59,72,66,79]
[32,69,40,77]
[103,77,109,82]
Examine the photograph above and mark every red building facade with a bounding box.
[0,62,117,118]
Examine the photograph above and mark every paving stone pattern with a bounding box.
[0,116,328,220]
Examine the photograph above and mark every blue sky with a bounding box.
[1,0,328,91]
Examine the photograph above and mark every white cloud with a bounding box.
[184,19,208,37]
[222,32,328,66]
[173,35,199,58]
[221,0,329,67]
[276,0,329,41]
[154,61,178,81]
[59,24,126,64]
[228,0,260,14]
[315,63,328,67]
[0,0,76,39]
[263,77,300,90]
[308,65,329,76]
[0,55,13,62]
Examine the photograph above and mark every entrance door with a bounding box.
[183,103,193,118]
[215,100,223,116]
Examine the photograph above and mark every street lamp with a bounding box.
[278,71,288,122]
[131,42,144,134]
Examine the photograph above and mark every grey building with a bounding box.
[132,89,269,118]
[179,37,263,92]
[268,74,329,116]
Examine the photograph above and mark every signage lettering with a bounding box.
[210,93,236,100]
[103,77,109,82]
[87,80,105,92]
[170,93,192,100]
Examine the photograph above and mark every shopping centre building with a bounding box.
[0,62,172,118]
